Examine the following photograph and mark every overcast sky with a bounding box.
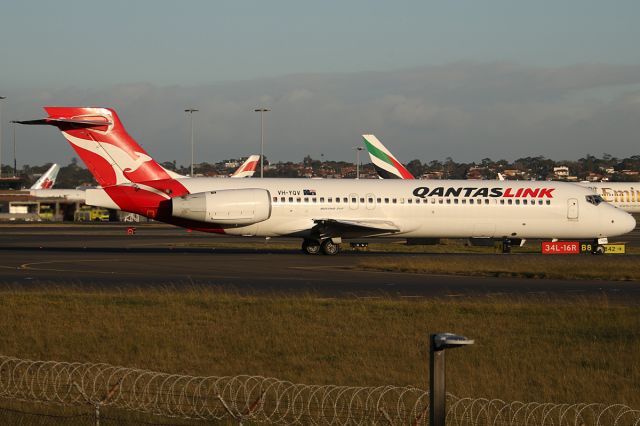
[1,0,639,167]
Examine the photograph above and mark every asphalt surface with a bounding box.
[1,223,639,300]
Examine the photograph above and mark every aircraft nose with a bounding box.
[613,210,637,236]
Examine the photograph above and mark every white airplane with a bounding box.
[576,182,640,213]
[17,107,635,255]
[365,134,640,215]
[30,163,59,189]
[29,163,90,200]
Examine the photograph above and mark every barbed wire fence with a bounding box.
[0,355,639,425]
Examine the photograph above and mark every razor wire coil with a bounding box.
[0,355,639,425]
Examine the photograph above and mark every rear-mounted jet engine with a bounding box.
[172,188,271,225]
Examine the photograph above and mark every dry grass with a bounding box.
[358,253,640,280]
[0,287,638,407]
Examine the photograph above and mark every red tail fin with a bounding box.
[43,107,171,187]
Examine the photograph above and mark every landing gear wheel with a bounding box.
[321,239,340,255]
[302,239,321,255]
[501,238,512,254]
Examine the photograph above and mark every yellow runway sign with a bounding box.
[603,244,626,254]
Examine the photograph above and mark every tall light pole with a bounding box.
[254,108,270,178]
[0,96,5,178]
[12,121,16,177]
[353,146,363,179]
[184,108,198,177]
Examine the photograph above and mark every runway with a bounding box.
[1,223,639,300]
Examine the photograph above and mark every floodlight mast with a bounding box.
[429,333,474,426]
[0,96,5,178]
[184,108,198,177]
[353,146,363,179]
[254,108,270,178]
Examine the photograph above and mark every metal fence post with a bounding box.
[429,333,474,426]
[430,335,446,426]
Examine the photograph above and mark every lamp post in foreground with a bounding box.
[430,333,474,426]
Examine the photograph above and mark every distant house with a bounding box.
[421,171,444,180]
[553,166,570,178]
[466,167,484,180]
[586,172,605,182]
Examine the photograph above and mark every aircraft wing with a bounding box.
[313,218,400,239]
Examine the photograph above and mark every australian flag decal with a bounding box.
[303,189,316,196]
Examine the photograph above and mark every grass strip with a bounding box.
[0,287,638,407]
[357,254,640,280]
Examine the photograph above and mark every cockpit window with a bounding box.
[585,194,604,206]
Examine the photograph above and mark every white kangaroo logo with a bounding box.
[63,131,153,185]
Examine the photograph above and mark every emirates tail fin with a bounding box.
[362,134,415,179]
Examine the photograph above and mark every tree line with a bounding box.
[10,153,640,188]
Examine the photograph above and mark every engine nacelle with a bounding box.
[172,188,271,225]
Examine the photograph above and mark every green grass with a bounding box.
[0,287,638,407]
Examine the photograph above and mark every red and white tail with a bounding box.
[32,107,173,187]
[30,163,59,189]
[230,155,260,178]
[17,107,190,220]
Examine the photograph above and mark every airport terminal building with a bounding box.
[0,189,132,222]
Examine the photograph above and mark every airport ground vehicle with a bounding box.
[74,206,110,222]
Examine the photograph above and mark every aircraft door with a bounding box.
[365,193,376,210]
[349,193,359,210]
[567,198,579,220]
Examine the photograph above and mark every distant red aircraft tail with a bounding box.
[230,155,260,178]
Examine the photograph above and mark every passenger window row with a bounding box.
[271,196,552,206]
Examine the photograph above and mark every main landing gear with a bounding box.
[302,238,340,255]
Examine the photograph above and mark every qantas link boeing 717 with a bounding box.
[17,107,635,255]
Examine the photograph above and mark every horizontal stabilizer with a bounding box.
[14,118,112,128]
